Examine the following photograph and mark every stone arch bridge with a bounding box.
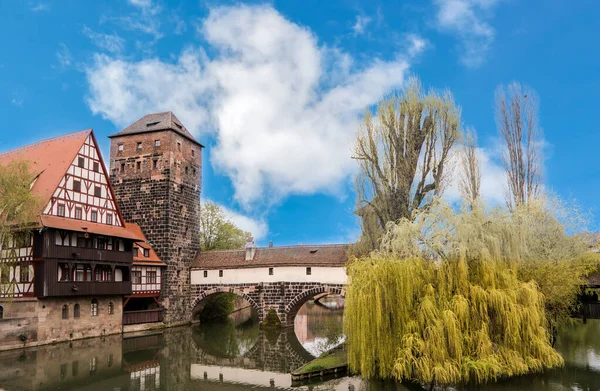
[189,243,348,327]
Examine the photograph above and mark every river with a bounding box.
[0,297,598,391]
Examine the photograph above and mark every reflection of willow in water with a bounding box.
[191,319,260,358]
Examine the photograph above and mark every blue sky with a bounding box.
[1,0,599,245]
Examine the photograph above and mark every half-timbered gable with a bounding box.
[0,232,34,298]
[43,134,123,227]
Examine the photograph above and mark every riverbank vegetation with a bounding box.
[346,80,599,387]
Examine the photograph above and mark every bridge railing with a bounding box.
[123,308,164,325]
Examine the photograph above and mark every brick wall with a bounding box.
[110,129,201,324]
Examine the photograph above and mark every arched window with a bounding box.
[91,299,98,317]
[62,305,69,319]
[108,302,114,315]
[74,304,80,318]
[0,305,3,319]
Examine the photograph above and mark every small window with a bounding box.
[118,144,124,152]
[21,266,30,282]
[75,207,82,220]
[137,142,142,150]
[73,180,81,192]
[153,159,158,169]
[219,270,223,277]
[269,267,273,275]
[94,186,101,198]
[136,161,141,171]
[91,211,97,222]
[57,204,65,217]
[120,163,125,172]
[147,271,157,284]
[143,248,150,257]
[306,267,312,276]
[78,156,84,168]
[154,139,160,147]
[91,299,98,317]
[74,303,80,318]
[192,168,196,176]
[203,270,208,278]
[108,302,114,315]
[93,162,99,172]
[106,214,113,225]
[62,304,69,319]
[191,149,195,157]
[132,271,142,284]
[177,142,181,152]
[133,247,139,257]
[1,305,4,319]
[185,166,188,175]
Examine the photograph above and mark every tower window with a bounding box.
[57,204,65,217]
[120,163,125,172]
[185,166,188,175]
[78,157,85,168]
[153,159,158,169]
[136,161,141,171]
[177,142,181,152]
[118,144,123,152]
[191,149,195,157]
[94,186,101,198]
[93,162,99,172]
[137,142,142,150]
[155,140,160,147]
[73,180,81,192]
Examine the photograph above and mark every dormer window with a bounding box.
[133,248,138,257]
[143,248,150,257]
[175,123,183,130]
[147,122,159,127]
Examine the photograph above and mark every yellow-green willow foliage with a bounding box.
[345,256,563,385]
[344,198,597,386]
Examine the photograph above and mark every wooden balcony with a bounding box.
[577,303,600,319]
[44,281,132,297]
[123,309,164,325]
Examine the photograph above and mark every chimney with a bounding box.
[268,241,273,248]
[245,237,256,261]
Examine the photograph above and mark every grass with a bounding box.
[295,348,347,374]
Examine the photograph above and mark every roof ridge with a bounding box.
[199,243,349,253]
[0,129,92,157]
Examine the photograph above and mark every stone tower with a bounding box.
[108,112,203,323]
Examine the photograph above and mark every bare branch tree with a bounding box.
[458,128,481,209]
[495,82,543,209]
[352,78,461,252]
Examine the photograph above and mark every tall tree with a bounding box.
[199,201,251,251]
[352,78,461,252]
[495,82,543,209]
[458,128,481,208]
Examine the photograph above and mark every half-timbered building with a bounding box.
[0,129,142,350]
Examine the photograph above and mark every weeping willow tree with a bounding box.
[345,198,597,386]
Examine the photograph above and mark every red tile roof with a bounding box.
[126,223,165,266]
[0,129,131,240]
[192,244,349,270]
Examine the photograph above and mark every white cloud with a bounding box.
[109,0,162,40]
[30,3,49,12]
[56,43,72,69]
[220,204,268,241]
[128,0,152,9]
[86,4,411,207]
[434,0,501,67]
[445,146,506,205]
[83,26,125,54]
[406,34,428,57]
[352,15,372,35]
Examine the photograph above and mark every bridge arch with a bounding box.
[284,284,344,326]
[190,287,261,321]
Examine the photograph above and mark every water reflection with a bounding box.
[0,306,599,391]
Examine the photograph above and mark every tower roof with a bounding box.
[108,111,204,147]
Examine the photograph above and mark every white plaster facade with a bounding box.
[190,266,347,285]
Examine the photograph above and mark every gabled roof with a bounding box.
[0,129,92,209]
[126,223,166,266]
[0,129,135,240]
[191,244,349,270]
[108,111,204,147]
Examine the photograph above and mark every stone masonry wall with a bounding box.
[190,282,344,327]
[110,129,201,324]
